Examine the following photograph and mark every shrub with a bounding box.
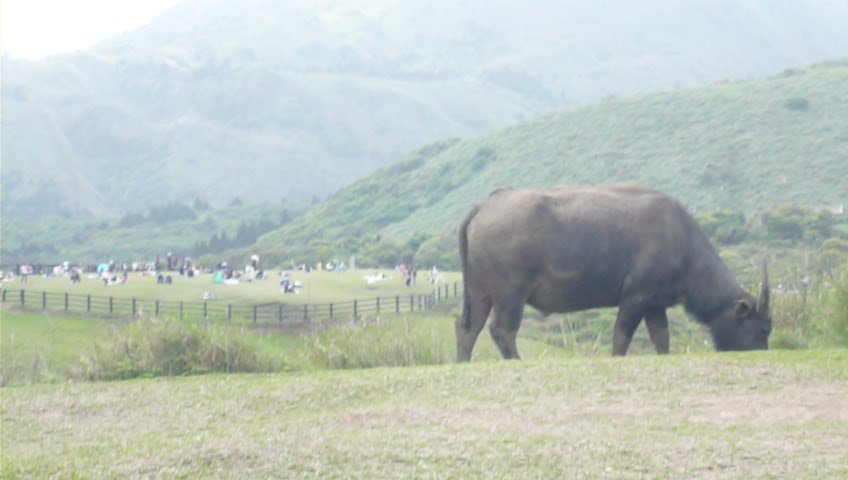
[469,146,497,172]
[783,97,810,111]
[769,265,848,348]
[306,317,451,369]
[0,351,60,386]
[770,291,814,349]
[73,317,270,381]
[698,210,749,245]
[819,267,848,346]
[762,205,809,241]
[816,238,848,277]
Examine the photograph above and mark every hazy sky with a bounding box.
[2,0,182,59]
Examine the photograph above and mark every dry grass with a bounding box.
[2,351,846,478]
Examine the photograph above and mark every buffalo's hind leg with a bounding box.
[644,308,670,354]
[456,285,493,362]
[489,297,525,360]
[612,304,643,356]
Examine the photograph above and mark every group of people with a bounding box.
[0,262,85,285]
[103,272,130,286]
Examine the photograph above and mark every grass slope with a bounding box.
[253,61,848,265]
[2,351,846,478]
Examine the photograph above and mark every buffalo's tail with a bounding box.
[458,204,481,330]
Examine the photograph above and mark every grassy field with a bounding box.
[1,269,462,306]
[2,350,846,478]
[0,308,578,385]
[2,270,845,476]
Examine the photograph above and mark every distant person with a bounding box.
[280,274,292,293]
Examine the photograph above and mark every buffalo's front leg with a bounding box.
[644,308,670,354]
[612,305,643,356]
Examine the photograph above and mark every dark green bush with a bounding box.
[469,146,497,172]
[699,210,749,244]
[783,97,810,111]
[762,205,809,241]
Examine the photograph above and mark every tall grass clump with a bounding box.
[74,316,271,381]
[770,266,848,348]
[307,316,451,369]
[817,267,848,346]
[1,351,59,386]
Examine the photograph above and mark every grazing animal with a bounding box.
[456,185,771,361]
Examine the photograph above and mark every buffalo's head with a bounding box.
[710,262,772,351]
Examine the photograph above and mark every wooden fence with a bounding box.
[0,283,463,326]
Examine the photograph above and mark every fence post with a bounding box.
[42,291,47,309]
[437,287,441,302]
[409,294,413,312]
[303,304,309,323]
[87,294,91,312]
[64,293,69,311]
[1,288,6,302]
[277,304,282,324]
[20,289,25,307]
[353,300,358,318]
[131,298,136,316]
[253,305,258,324]
[395,295,400,313]
[180,301,183,319]
[204,302,208,319]
[229,304,234,322]
[418,295,422,311]
[329,303,333,320]
[109,296,113,314]
[376,297,380,314]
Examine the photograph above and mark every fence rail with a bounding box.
[0,283,464,326]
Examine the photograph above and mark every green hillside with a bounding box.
[4,0,848,219]
[0,202,301,265]
[251,61,848,267]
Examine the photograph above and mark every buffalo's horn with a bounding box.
[758,260,770,317]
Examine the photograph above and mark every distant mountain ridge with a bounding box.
[3,0,848,219]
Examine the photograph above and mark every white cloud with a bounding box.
[1,0,182,60]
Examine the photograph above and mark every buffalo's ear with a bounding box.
[734,299,753,321]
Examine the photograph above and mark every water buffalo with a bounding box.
[456,185,771,361]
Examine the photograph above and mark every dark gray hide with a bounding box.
[456,185,771,361]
